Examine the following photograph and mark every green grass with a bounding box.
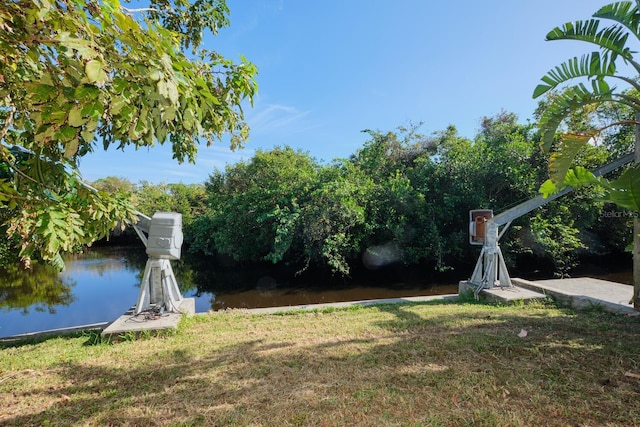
[1,299,640,426]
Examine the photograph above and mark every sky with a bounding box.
[79,0,614,184]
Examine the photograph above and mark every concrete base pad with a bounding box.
[460,278,637,315]
[512,277,636,314]
[101,298,195,338]
[459,280,548,303]
[481,285,549,302]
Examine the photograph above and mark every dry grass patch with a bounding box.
[1,300,640,426]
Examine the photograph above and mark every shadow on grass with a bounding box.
[3,300,640,426]
[0,329,104,349]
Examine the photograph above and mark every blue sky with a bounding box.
[79,0,612,184]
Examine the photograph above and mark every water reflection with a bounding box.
[64,247,146,275]
[209,284,460,311]
[185,259,462,311]
[0,245,633,339]
[0,264,75,315]
[0,246,146,338]
[0,247,462,338]
[0,247,631,337]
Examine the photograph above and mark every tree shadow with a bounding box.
[3,301,640,426]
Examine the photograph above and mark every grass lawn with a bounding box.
[1,297,640,426]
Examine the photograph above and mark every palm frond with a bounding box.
[546,20,634,62]
[541,165,607,197]
[548,132,597,186]
[613,74,640,92]
[538,82,613,151]
[533,52,617,98]
[594,1,640,39]
[613,92,640,109]
[537,2,640,206]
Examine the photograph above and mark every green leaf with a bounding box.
[50,253,66,271]
[63,138,79,158]
[57,33,95,59]
[149,69,163,81]
[564,166,602,188]
[110,96,127,115]
[29,83,57,103]
[546,20,633,61]
[156,125,168,142]
[166,80,180,104]
[162,106,176,121]
[157,80,168,98]
[548,132,593,186]
[128,122,141,140]
[85,60,102,83]
[83,118,98,133]
[75,84,99,100]
[81,129,95,142]
[533,52,617,99]
[46,235,59,255]
[539,179,559,198]
[39,72,54,86]
[537,84,611,151]
[605,164,640,211]
[56,125,77,142]
[183,107,195,130]
[50,110,67,125]
[68,106,85,127]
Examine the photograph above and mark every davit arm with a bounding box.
[468,152,634,294]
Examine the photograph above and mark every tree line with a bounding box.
[63,110,631,279]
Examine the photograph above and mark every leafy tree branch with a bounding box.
[0,0,257,267]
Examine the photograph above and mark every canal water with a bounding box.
[0,246,461,338]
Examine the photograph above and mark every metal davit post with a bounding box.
[466,152,634,299]
[132,212,184,314]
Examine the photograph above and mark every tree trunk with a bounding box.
[634,112,640,310]
[635,218,640,309]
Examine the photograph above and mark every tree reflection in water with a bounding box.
[0,263,75,315]
[0,246,150,315]
[0,246,461,338]
[63,245,147,275]
[0,246,151,338]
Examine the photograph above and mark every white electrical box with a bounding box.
[146,212,183,260]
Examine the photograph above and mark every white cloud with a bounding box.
[247,103,312,135]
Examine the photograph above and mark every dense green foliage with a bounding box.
[0,0,257,267]
[91,177,207,243]
[171,114,625,277]
[4,110,628,278]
